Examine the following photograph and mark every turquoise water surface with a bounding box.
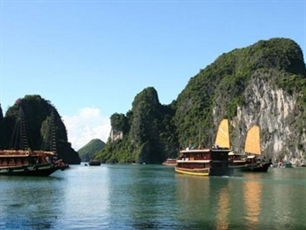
[0,164,305,229]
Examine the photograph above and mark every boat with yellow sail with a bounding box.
[175,119,233,176]
[230,125,271,172]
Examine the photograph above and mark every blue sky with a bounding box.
[1,0,305,150]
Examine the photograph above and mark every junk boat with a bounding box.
[229,125,270,172]
[89,159,101,166]
[0,150,66,176]
[175,119,233,176]
[0,107,67,176]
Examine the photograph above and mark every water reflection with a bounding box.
[267,168,306,228]
[107,165,181,229]
[216,186,230,230]
[1,165,305,229]
[175,174,210,215]
[0,176,64,229]
[243,174,262,229]
[175,174,233,229]
[60,165,110,229]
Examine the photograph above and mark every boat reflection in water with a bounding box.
[174,173,269,229]
[216,186,230,230]
[175,174,211,226]
[1,165,305,229]
[243,174,262,229]
[175,174,233,229]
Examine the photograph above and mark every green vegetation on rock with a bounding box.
[2,38,305,165]
[96,87,178,164]
[78,139,106,162]
[95,37,306,164]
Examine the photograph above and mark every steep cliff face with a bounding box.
[229,72,304,165]
[129,87,175,163]
[99,37,306,165]
[176,38,306,165]
[210,42,306,165]
[96,87,178,164]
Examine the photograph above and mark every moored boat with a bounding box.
[0,150,67,176]
[162,158,177,166]
[0,107,67,176]
[175,119,233,177]
[89,159,101,166]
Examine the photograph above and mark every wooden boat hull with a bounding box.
[175,167,234,177]
[89,160,101,166]
[163,163,177,166]
[162,159,177,166]
[240,162,270,172]
[175,166,209,176]
[0,163,64,176]
[230,162,270,172]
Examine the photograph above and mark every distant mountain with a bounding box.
[95,37,306,166]
[78,139,106,162]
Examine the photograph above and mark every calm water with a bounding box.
[0,164,305,230]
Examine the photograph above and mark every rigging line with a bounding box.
[41,110,57,154]
[10,118,19,149]
[9,108,28,150]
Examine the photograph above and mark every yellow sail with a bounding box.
[214,119,230,148]
[244,125,261,155]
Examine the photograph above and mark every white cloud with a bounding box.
[62,107,111,151]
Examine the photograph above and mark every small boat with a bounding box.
[230,125,270,172]
[274,161,293,168]
[284,162,293,168]
[175,119,233,177]
[0,108,67,176]
[162,158,177,166]
[89,159,101,166]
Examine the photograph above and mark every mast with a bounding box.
[50,110,57,156]
[41,109,57,157]
[10,107,28,150]
[198,119,201,147]
[20,108,28,150]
